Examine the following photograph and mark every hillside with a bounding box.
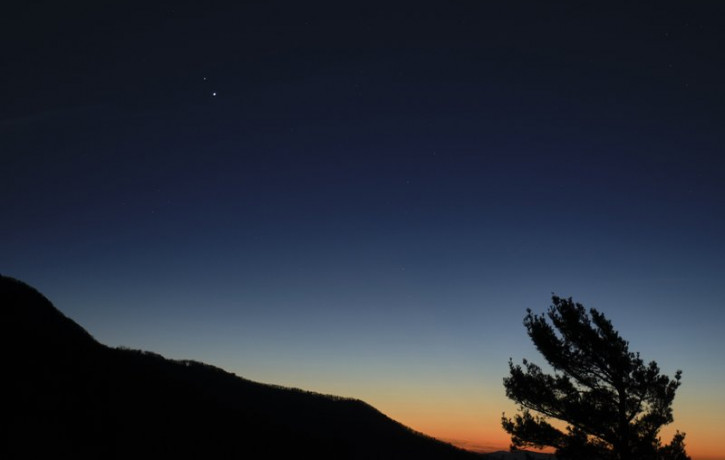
[1,275,486,459]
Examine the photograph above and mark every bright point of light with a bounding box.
[212,92,217,96]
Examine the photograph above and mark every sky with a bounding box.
[2,1,724,457]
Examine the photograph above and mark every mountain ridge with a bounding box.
[2,274,489,459]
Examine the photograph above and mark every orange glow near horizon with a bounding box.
[235,361,725,460]
[365,389,517,454]
[416,421,721,460]
[385,401,723,460]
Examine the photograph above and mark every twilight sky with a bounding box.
[3,1,724,458]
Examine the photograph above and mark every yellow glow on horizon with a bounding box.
[362,383,515,454]
[382,394,723,460]
[233,366,725,460]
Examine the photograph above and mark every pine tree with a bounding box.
[502,296,690,460]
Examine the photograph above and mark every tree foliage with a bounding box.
[502,296,690,460]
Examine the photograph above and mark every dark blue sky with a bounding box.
[3,1,724,456]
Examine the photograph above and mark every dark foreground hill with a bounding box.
[2,275,485,459]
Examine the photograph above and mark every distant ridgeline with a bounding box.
[2,275,491,459]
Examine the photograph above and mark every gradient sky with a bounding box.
[3,2,724,458]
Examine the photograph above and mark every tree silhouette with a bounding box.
[502,295,690,460]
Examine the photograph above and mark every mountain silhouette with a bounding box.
[2,275,487,459]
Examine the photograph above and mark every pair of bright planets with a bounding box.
[203,76,217,97]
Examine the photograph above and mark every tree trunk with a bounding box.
[617,386,630,460]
